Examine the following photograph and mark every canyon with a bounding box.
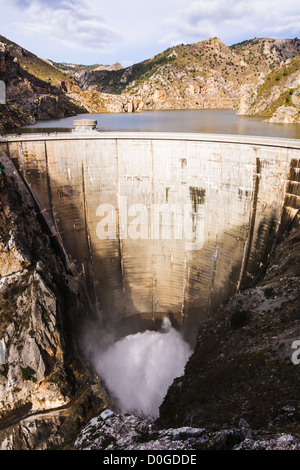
[0,126,299,449]
[1,35,300,132]
[0,33,300,450]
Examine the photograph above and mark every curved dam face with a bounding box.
[1,132,300,342]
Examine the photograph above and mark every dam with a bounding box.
[0,129,299,342]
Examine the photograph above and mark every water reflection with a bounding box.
[17,109,300,139]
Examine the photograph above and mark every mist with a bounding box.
[85,317,192,418]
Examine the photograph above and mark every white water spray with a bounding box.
[93,317,192,417]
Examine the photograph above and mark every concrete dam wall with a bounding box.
[1,132,300,341]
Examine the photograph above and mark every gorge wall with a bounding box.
[0,149,110,449]
[0,131,299,343]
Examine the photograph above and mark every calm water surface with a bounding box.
[19,109,300,139]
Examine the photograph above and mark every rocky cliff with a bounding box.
[0,152,110,449]
[81,37,300,116]
[72,409,300,450]
[65,89,144,114]
[157,224,300,435]
[237,55,300,123]
[0,35,87,132]
[1,35,300,129]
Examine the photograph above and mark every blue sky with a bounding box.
[0,0,299,66]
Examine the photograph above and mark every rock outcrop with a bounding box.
[0,152,110,449]
[73,410,300,450]
[65,89,144,114]
[0,36,87,132]
[158,224,300,434]
[237,55,300,122]
[268,105,300,123]
[81,37,300,118]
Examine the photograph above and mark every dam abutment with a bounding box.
[1,132,299,343]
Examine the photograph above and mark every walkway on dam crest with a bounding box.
[1,131,300,149]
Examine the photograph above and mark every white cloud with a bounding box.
[159,0,300,46]
[7,0,121,53]
[0,0,299,64]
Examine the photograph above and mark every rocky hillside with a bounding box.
[48,60,123,80]
[158,223,300,435]
[0,34,142,129]
[238,55,300,123]
[72,409,300,450]
[1,35,300,131]
[81,37,300,113]
[0,151,111,449]
[0,35,87,132]
[65,88,144,114]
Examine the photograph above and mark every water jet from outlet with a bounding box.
[93,317,192,418]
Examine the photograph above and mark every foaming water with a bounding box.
[94,318,192,417]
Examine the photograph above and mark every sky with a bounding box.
[0,0,299,67]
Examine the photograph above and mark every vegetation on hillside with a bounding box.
[1,33,300,126]
[0,34,76,86]
[246,55,300,116]
[83,37,300,102]
[158,225,300,434]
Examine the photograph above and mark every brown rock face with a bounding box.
[0,241,30,277]
[0,153,110,449]
[158,225,300,434]
[184,84,200,97]
[60,80,81,94]
[152,89,168,102]
[268,105,300,123]
[0,36,87,131]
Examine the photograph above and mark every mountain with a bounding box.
[238,54,300,123]
[0,34,300,131]
[158,223,300,435]
[0,34,140,130]
[80,37,300,118]
[0,35,87,131]
[46,60,123,80]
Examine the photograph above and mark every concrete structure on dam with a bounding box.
[0,130,299,342]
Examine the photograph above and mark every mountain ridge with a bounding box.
[0,34,87,130]
[0,34,300,130]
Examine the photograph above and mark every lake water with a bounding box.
[20,109,300,139]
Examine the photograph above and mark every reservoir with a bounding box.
[20,109,300,139]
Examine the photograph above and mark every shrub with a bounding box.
[21,366,35,381]
[264,286,275,299]
[230,310,250,329]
